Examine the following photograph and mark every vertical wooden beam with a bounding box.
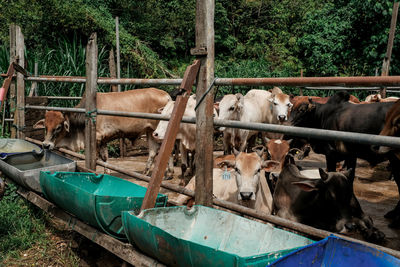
[9,24,17,138]
[194,0,215,207]
[115,17,121,93]
[85,33,98,170]
[381,1,399,98]
[109,48,118,93]
[16,26,25,139]
[299,69,304,96]
[141,60,200,211]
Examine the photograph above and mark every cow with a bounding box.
[269,93,293,123]
[376,100,400,155]
[218,89,291,154]
[291,94,360,110]
[365,93,399,103]
[289,91,400,228]
[272,154,384,242]
[33,88,171,176]
[176,149,280,214]
[152,95,218,179]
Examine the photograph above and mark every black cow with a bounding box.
[289,91,400,227]
[273,155,384,242]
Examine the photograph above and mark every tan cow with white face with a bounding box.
[34,88,171,176]
[269,93,293,123]
[176,148,280,214]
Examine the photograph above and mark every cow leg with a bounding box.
[144,131,160,176]
[386,155,400,228]
[223,132,231,155]
[189,150,196,176]
[180,142,189,178]
[239,131,249,152]
[325,155,337,172]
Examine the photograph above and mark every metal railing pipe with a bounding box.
[215,76,400,87]
[25,105,400,148]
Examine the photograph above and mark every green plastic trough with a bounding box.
[122,205,314,267]
[39,171,167,240]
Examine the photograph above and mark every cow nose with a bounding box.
[278,115,286,122]
[240,192,253,200]
[42,143,50,149]
[153,132,159,138]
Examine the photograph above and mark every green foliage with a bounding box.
[0,182,47,260]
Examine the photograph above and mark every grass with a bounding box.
[0,181,80,266]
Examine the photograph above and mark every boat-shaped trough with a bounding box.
[40,171,168,240]
[122,205,314,267]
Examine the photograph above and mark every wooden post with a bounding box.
[193,0,215,207]
[115,17,121,93]
[85,33,98,170]
[108,48,118,92]
[115,17,126,157]
[381,1,399,98]
[9,24,17,138]
[140,60,200,211]
[16,26,25,139]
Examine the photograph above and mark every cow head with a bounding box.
[217,148,279,201]
[269,93,293,123]
[289,99,316,128]
[265,138,292,164]
[217,93,244,131]
[153,100,175,141]
[33,111,70,149]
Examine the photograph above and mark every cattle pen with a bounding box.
[2,1,400,266]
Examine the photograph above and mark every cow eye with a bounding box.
[257,168,261,173]
[229,106,235,111]
[234,167,240,174]
[274,102,278,105]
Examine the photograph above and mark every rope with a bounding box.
[194,77,217,111]
[86,108,97,123]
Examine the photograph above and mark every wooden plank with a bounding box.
[9,24,16,138]
[24,96,48,140]
[16,25,25,139]
[85,33,98,170]
[28,62,38,96]
[381,2,399,98]
[16,187,164,267]
[194,0,215,207]
[140,60,200,211]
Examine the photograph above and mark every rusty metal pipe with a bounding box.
[215,76,400,86]
[21,75,400,87]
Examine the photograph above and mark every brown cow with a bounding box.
[376,100,400,156]
[34,88,171,175]
[291,94,360,110]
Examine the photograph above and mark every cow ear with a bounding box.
[33,119,45,129]
[283,154,295,167]
[157,107,164,113]
[214,102,220,111]
[236,93,244,109]
[292,180,319,192]
[289,94,294,101]
[286,139,293,145]
[319,168,329,181]
[268,94,275,103]
[262,160,280,172]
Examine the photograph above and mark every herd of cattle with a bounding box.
[33,87,400,243]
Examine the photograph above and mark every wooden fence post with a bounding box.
[16,25,25,139]
[193,0,215,207]
[9,24,17,138]
[85,33,98,170]
[381,1,399,98]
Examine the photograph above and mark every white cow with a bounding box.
[218,89,292,153]
[153,95,217,178]
[176,149,280,214]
